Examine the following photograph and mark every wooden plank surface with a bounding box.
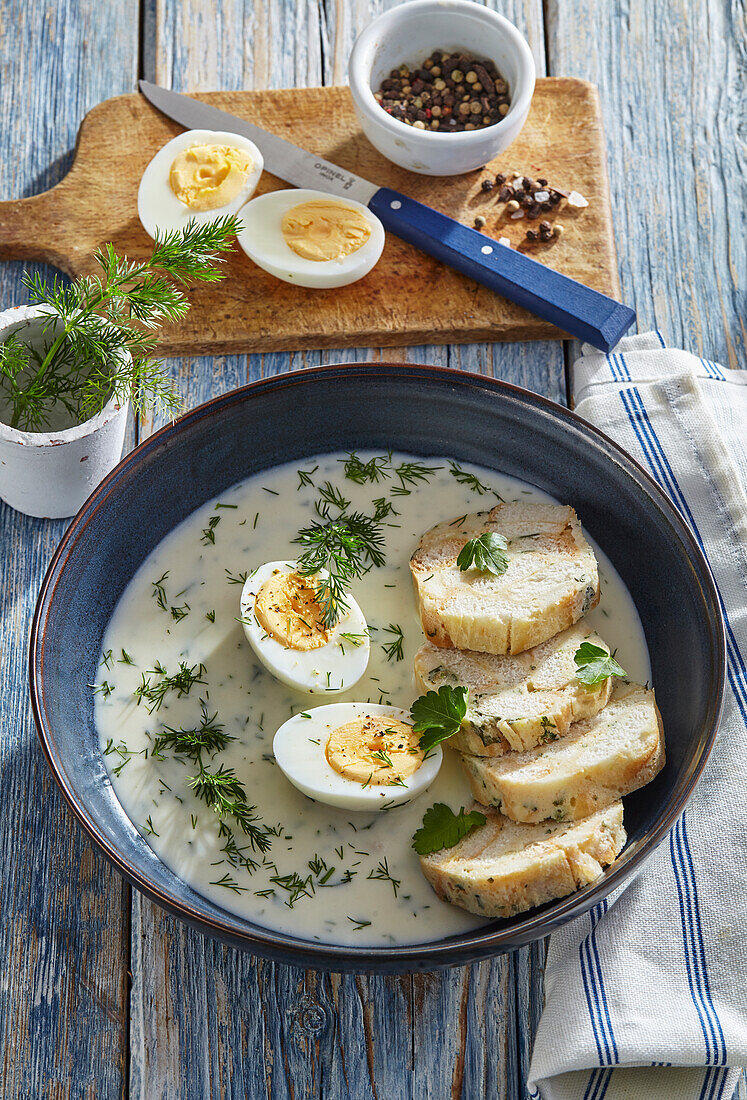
[546,0,747,371]
[0,80,620,354]
[0,2,139,1096]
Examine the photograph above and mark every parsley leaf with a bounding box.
[574,642,627,685]
[412,803,486,856]
[411,685,468,755]
[456,532,508,576]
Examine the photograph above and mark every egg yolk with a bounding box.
[281,200,371,262]
[325,716,424,785]
[169,144,252,211]
[254,570,329,650]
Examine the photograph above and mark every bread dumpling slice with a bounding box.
[419,802,625,919]
[409,502,599,655]
[414,622,613,756]
[461,681,664,823]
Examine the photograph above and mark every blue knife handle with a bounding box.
[368,187,635,352]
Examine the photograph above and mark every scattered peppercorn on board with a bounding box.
[0,81,620,355]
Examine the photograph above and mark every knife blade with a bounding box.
[139,81,636,351]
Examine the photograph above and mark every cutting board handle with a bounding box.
[0,188,82,275]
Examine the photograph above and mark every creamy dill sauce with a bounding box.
[95,452,650,946]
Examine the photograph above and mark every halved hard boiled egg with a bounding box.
[273,703,443,810]
[240,561,369,693]
[236,188,385,288]
[138,129,264,239]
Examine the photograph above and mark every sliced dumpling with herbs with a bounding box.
[409,503,599,656]
[413,623,614,757]
[418,801,626,920]
[460,681,664,824]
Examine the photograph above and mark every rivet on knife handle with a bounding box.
[368,188,636,352]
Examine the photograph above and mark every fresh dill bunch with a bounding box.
[294,491,386,628]
[0,215,240,432]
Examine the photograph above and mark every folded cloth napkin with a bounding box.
[527,332,747,1100]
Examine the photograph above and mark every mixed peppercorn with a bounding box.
[471,171,588,245]
[374,51,511,132]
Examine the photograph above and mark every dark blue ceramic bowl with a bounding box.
[30,365,725,972]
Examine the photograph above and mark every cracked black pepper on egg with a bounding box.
[373,50,512,131]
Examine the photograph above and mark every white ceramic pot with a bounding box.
[0,305,129,519]
[348,0,536,176]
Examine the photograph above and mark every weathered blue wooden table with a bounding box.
[1,1,744,1095]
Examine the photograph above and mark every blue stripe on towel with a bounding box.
[582,1068,613,1100]
[618,379,747,723]
[701,358,726,381]
[580,902,619,1065]
[680,818,728,1064]
[612,362,734,1068]
[605,352,630,383]
[699,1066,733,1100]
[670,817,724,1065]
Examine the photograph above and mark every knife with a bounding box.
[139,81,635,352]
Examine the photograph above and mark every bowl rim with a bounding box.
[30,362,726,971]
[348,0,536,146]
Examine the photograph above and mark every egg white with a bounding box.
[235,188,385,288]
[138,129,264,239]
[240,560,369,694]
[273,703,443,811]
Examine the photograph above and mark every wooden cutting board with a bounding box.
[0,81,620,355]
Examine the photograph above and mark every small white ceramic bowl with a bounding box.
[349,0,536,176]
[0,306,128,518]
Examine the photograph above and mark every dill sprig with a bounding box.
[221,830,261,875]
[294,485,386,628]
[347,916,372,931]
[391,460,442,495]
[151,571,169,610]
[367,857,401,897]
[152,702,232,761]
[0,216,240,432]
[381,622,405,662]
[189,763,272,853]
[370,748,394,769]
[134,660,206,713]
[201,515,220,544]
[448,461,493,495]
[339,451,392,484]
[210,871,247,894]
[270,871,314,909]
[372,496,398,520]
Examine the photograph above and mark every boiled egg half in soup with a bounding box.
[138,129,264,238]
[240,561,369,693]
[236,188,385,288]
[274,703,443,811]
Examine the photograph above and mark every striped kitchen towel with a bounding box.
[527,332,747,1100]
